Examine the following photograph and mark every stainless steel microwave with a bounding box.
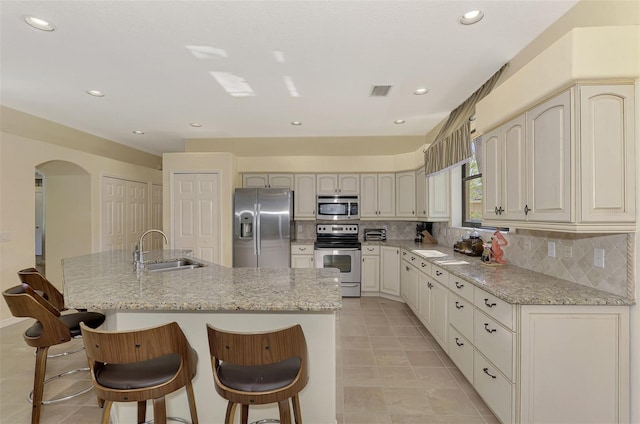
[316,195,359,220]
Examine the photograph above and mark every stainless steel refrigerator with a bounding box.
[233,188,293,268]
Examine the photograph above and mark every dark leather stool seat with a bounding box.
[207,324,309,424]
[81,322,199,424]
[3,283,106,424]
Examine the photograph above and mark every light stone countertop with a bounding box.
[62,250,342,312]
[365,240,634,306]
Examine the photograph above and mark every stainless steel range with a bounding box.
[314,224,361,297]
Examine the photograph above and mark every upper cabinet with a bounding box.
[317,174,360,195]
[294,174,317,220]
[360,173,395,218]
[395,171,416,218]
[417,168,450,221]
[482,83,635,232]
[243,173,293,189]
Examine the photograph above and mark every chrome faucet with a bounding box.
[135,229,168,269]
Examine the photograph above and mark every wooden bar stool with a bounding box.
[206,324,309,424]
[2,283,106,424]
[80,321,199,424]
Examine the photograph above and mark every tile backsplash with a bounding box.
[433,223,633,299]
[295,220,418,241]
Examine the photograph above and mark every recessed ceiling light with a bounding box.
[24,16,55,31]
[459,10,484,25]
[394,119,406,125]
[86,90,104,97]
[189,123,202,127]
[291,121,302,126]
[132,130,145,135]
[413,88,429,95]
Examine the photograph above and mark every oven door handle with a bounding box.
[315,248,361,251]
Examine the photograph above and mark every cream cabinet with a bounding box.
[360,174,395,218]
[482,83,636,232]
[428,265,449,350]
[482,114,527,221]
[243,173,293,189]
[290,244,314,268]
[316,174,359,195]
[400,250,421,312]
[361,245,380,292]
[395,171,416,218]
[294,174,316,219]
[416,168,450,221]
[380,246,400,296]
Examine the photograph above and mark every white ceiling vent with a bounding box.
[369,85,392,97]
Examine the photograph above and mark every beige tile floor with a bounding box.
[1,297,498,424]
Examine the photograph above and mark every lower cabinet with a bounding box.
[290,244,314,268]
[399,250,629,424]
[361,245,380,292]
[380,246,400,296]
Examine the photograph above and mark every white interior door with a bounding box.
[172,173,221,264]
[151,184,163,250]
[125,181,148,250]
[101,177,126,251]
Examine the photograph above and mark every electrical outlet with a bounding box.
[594,248,605,268]
[547,241,556,258]
[297,224,303,232]
[563,246,573,258]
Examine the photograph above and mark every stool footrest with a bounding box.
[28,367,93,405]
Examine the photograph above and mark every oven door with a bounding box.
[314,248,361,283]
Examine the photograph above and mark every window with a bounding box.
[462,141,482,227]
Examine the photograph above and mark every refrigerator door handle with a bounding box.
[255,203,261,256]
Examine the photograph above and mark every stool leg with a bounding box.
[278,399,292,424]
[101,400,113,424]
[137,400,147,423]
[185,381,199,424]
[292,395,302,424]
[31,346,49,424]
[241,404,249,424]
[152,397,167,424]
[224,402,237,424]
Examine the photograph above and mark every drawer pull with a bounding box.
[455,282,464,289]
[435,270,442,276]
[484,298,497,308]
[455,301,464,309]
[411,256,416,261]
[483,368,497,379]
[427,282,433,289]
[299,247,306,251]
[421,263,426,268]
[403,251,407,256]
[367,247,375,251]
[484,323,497,333]
[455,338,464,347]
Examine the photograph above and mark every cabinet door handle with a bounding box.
[494,206,499,215]
[455,301,464,309]
[435,270,442,276]
[455,282,464,289]
[483,368,497,379]
[498,206,504,215]
[524,204,531,215]
[406,266,410,271]
[484,299,497,308]
[484,323,497,333]
[455,338,464,347]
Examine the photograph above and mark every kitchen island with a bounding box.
[63,250,341,424]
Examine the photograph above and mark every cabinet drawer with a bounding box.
[448,275,473,302]
[291,244,314,255]
[417,259,431,275]
[449,294,473,341]
[473,309,514,381]
[431,264,449,285]
[448,327,473,384]
[362,245,380,255]
[474,350,514,424]
[474,288,514,330]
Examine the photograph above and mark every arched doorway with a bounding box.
[35,160,91,285]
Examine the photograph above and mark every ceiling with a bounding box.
[0,1,579,157]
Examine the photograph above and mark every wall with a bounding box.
[0,130,162,325]
[162,152,238,267]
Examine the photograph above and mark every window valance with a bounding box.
[424,63,508,176]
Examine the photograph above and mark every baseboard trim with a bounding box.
[0,317,28,329]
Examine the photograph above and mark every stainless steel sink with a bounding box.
[146,258,205,272]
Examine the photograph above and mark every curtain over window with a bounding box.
[424,63,508,176]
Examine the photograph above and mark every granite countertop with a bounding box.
[62,250,341,312]
[369,240,633,306]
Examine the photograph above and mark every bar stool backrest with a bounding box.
[18,268,65,311]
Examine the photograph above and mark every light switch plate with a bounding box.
[547,241,556,258]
